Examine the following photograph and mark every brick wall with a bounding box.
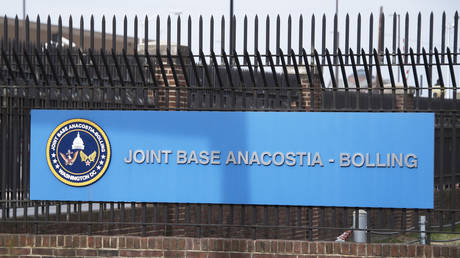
[1,233,458,257]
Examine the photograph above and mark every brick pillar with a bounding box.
[395,93,415,111]
[141,42,189,109]
[300,66,322,111]
[155,66,188,109]
[311,208,320,240]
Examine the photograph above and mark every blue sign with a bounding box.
[30,110,434,208]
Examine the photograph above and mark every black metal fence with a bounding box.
[0,12,459,243]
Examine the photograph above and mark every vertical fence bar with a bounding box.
[392,13,397,64]
[221,16,225,62]
[167,16,171,51]
[80,16,84,49]
[112,16,116,52]
[243,15,247,64]
[287,15,292,65]
[90,15,94,50]
[345,14,350,64]
[321,14,326,65]
[441,12,446,63]
[188,16,192,52]
[311,15,315,55]
[357,14,361,64]
[404,13,409,63]
[210,16,215,55]
[101,15,106,52]
[254,15,258,65]
[417,13,422,64]
[266,15,270,65]
[199,16,203,56]
[298,15,303,64]
[368,14,374,82]
[454,12,458,63]
[429,12,434,89]
[123,16,127,51]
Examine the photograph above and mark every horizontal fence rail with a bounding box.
[0,12,459,243]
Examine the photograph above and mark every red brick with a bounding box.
[373,244,382,256]
[163,238,172,250]
[227,253,251,258]
[164,250,186,257]
[223,239,232,251]
[95,236,102,248]
[253,254,274,258]
[119,250,143,256]
[155,238,164,250]
[423,245,431,257]
[432,246,441,257]
[42,236,50,247]
[126,237,134,249]
[64,236,72,247]
[102,236,110,248]
[10,248,30,255]
[211,239,224,251]
[450,247,458,258]
[382,244,391,257]
[148,237,156,249]
[54,248,76,256]
[391,245,400,257]
[177,238,186,250]
[185,238,193,250]
[293,241,302,254]
[57,235,64,247]
[334,242,342,254]
[342,243,351,255]
[356,243,366,256]
[0,248,7,255]
[317,242,325,254]
[72,235,79,248]
[118,236,126,249]
[400,245,407,257]
[278,240,286,253]
[417,245,425,257]
[309,242,317,253]
[192,239,201,250]
[133,237,140,249]
[35,235,42,247]
[139,237,147,249]
[19,235,26,246]
[247,240,254,252]
[110,237,117,249]
[285,241,293,253]
[26,235,34,246]
[441,246,450,257]
[32,248,53,255]
[200,239,211,251]
[301,242,308,254]
[186,251,208,258]
[97,249,119,256]
[76,249,97,256]
[239,239,248,252]
[7,235,18,246]
[255,240,269,253]
[141,250,163,257]
[87,236,94,248]
[407,245,416,256]
[49,236,57,247]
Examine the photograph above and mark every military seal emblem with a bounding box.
[46,118,111,186]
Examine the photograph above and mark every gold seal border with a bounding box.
[46,118,111,187]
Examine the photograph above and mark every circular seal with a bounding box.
[46,118,111,187]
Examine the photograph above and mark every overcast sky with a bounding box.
[3,0,459,88]
[3,0,458,20]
